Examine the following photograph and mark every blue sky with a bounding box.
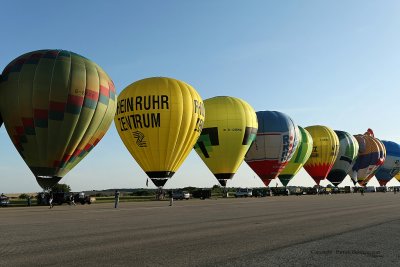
[1,0,400,193]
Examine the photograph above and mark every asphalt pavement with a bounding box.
[0,193,399,266]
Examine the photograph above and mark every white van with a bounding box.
[234,188,253,198]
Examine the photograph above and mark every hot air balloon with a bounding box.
[350,129,386,185]
[374,140,400,186]
[245,111,299,186]
[194,96,258,186]
[303,125,339,185]
[0,50,117,189]
[278,126,313,186]
[114,77,204,187]
[395,173,400,182]
[326,130,359,186]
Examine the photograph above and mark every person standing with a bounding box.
[114,190,120,208]
[49,193,53,209]
[27,195,31,207]
[70,194,76,206]
[169,190,173,206]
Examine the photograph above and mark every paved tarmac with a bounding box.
[0,193,399,266]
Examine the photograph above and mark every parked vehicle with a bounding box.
[288,187,304,196]
[172,190,190,200]
[343,186,352,193]
[365,186,376,192]
[375,186,387,193]
[192,189,211,200]
[0,193,10,207]
[270,187,289,196]
[234,188,253,198]
[252,188,269,197]
[304,187,318,195]
[52,192,95,205]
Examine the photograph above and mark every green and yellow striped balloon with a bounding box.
[0,50,117,189]
[278,126,313,186]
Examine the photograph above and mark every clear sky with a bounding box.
[1,0,400,193]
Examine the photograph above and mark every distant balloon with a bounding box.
[279,126,313,186]
[114,77,205,187]
[194,96,258,186]
[245,111,299,186]
[350,129,386,185]
[0,50,117,189]
[303,125,339,185]
[375,140,400,186]
[326,130,359,186]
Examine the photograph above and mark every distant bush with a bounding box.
[19,193,29,199]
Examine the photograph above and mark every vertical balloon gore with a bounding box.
[0,50,117,189]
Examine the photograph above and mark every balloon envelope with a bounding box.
[0,50,117,189]
[279,126,313,186]
[194,96,258,186]
[326,130,359,186]
[375,140,400,186]
[114,77,204,187]
[303,125,339,185]
[351,129,386,185]
[245,111,299,186]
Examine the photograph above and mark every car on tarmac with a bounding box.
[234,188,253,198]
[192,189,211,200]
[172,190,190,200]
[0,193,10,207]
[252,188,269,197]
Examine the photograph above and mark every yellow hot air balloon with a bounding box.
[279,126,313,186]
[303,125,339,185]
[114,77,205,187]
[194,96,258,186]
[395,173,400,182]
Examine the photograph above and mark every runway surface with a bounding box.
[1,193,399,266]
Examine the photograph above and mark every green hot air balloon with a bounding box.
[326,130,359,186]
[278,126,313,186]
[0,50,117,189]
